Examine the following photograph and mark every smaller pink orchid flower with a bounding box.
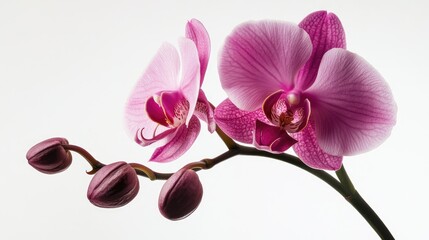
[215,11,397,170]
[125,19,214,162]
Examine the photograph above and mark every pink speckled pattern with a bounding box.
[292,121,342,170]
[125,20,215,163]
[215,99,270,144]
[217,11,397,170]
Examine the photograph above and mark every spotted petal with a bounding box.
[305,48,397,156]
[125,43,180,141]
[194,90,216,133]
[297,10,346,90]
[219,21,312,111]
[150,116,201,162]
[214,99,270,144]
[292,121,343,170]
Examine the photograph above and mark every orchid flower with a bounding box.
[215,11,397,170]
[125,19,214,162]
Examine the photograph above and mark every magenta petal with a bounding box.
[125,43,180,141]
[253,120,297,153]
[214,99,269,144]
[150,116,201,163]
[194,90,215,133]
[219,21,312,111]
[306,49,397,156]
[262,90,284,123]
[146,97,169,127]
[178,38,200,124]
[160,91,187,127]
[135,127,177,147]
[186,19,211,84]
[292,121,343,170]
[297,11,346,90]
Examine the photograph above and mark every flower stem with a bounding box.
[214,128,394,239]
[63,144,105,174]
[336,166,394,239]
[64,137,394,238]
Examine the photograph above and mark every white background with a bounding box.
[1,0,428,239]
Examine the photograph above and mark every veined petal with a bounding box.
[297,11,346,90]
[253,120,297,153]
[160,91,189,127]
[214,99,270,144]
[186,19,211,84]
[135,127,177,147]
[194,90,216,133]
[262,90,284,123]
[125,43,180,140]
[292,121,343,170]
[178,38,200,125]
[306,48,397,156]
[219,21,312,111]
[150,116,201,163]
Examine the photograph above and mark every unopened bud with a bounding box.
[26,137,72,174]
[87,161,139,208]
[158,168,203,220]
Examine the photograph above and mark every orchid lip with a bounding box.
[262,90,310,133]
[146,90,190,129]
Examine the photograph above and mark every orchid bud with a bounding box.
[26,137,72,174]
[87,161,139,208]
[158,168,203,220]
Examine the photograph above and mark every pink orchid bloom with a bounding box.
[215,11,397,170]
[125,19,214,162]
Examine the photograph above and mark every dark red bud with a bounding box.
[158,168,203,220]
[26,137,72,174]
[87,161,139,208]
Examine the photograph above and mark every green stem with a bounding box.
[64,131,394,238]
[213,123,393,239]
[336,166,394,240]
[237,145,347,196]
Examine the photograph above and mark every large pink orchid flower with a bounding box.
[215,11,397,170]
[125,19,214,162]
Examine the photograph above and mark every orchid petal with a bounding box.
[178,38,200,125]
[292,121,343,170]
[306,48,397,156]
[219,21,312,111]
[214,99,270,144]
[150,116,201,162]
[146,96,169,127]
[286,98,311,133]
[297,11,346,90]
[125,43,180,140]
[253,120,297,153]
[194,90,216,133]
[186,19,211,84]
[262,90,284,123]
[160,91,188,127]
[135,127,177,147]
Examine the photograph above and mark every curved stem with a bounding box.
[336,166,394,240]
[64,137,393,238]
[63,144,105,174]
[215,126,238,149]
[212,123,393,238]
[237,145,347,196]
